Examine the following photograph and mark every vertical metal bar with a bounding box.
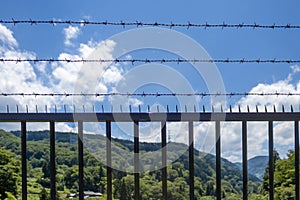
[189,121,194,200]
[161,121,167,200]
[50,121,56,200]
[106,121,112,200]
[134,121,139,200]
[215,121,221,200]
[295,121,299,200]
[78,121,84,200]
[242,121,248,200]
[21,121,27,200]
[268,121,274,200]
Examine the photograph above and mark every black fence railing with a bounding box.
[0,111,299,200]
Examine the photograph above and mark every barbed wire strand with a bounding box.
[0,92,300,97]
[1,58,300,64]
[1,19,300,29]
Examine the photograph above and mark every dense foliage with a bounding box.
[0,146,20,199]
[259,150,297,199]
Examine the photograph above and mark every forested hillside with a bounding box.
[1,129,294,199]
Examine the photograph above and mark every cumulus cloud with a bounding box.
[102,65,124,84]
[162,66,300,162]
[0,24,18,47]
[0,24,117,130]
[63,25,80,46]
[219,66,300,161]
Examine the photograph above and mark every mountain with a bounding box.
[0,129,262,199]
[235,155,269,181]
[248,156,269,180]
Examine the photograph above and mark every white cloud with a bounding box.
[63,25,80,46]
[219,68,300,162]
[0,24,18,47]
[52,39,116,105]
[102,65,124,84]
[152,67,300,162]
[0,25,116,131]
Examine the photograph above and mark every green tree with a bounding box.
[261,150,280,193]
[261,149,297,199]
[0,147,20,200]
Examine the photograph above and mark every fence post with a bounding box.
[50,121,56,200]
[78,121,84,200]
[189,121,194,200]
[161,121,167,200]
[21,121,27,200]
[106,121,112,200]
[216,121,221,200]
[242,121,248,200]
[268,121,274,200]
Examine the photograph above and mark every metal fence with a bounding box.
[0,110,299,200]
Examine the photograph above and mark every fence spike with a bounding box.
[176,105,178,113]
[6,105,9,113]
[129,105,132,113]
[157,105,159,112]
[167,105,169,113]
[238,105,241,113]
[64,105,66,113]
[138,105,141,113]
[36,105,38,113]
[247,105,250,112]
[256,105,259,112]
[102,105,104,113]
[273,105,276,113]
[194,105,197,112]
[45,105,47,113]
[185,105,187,112]
[212,105,214,113]
[16,105,19,113]
[147,105,150,112]
[203,105,205,113]
[73,105,76,113]
[120,105,122,113]
[265,105,267,113]
[92,105,95,112]
[282,105,285,112]
[291,105,294,112]
[83,105,86,113]
[26,105,28,113]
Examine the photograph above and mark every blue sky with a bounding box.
[0,0,299,162]
[1,0,299,92]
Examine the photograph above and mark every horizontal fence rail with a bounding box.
[0,111,299,200]
[0,112,299,122]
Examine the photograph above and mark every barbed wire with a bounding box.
[0,92,300,97]
[1,58,300,64]
[1,19,300,29]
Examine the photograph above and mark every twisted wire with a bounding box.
[1,58,300,64]
[0,92,299,97]
[1,19,300,29]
